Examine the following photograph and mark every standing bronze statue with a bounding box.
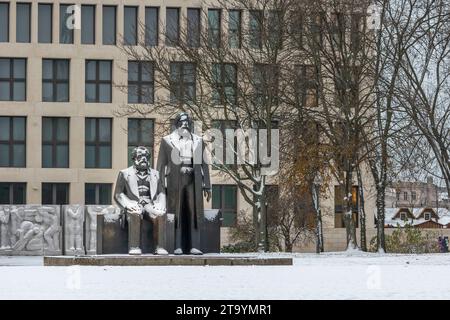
[114,146,168,255]
[157,112,211,255]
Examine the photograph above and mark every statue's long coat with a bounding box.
[156,132,211,229]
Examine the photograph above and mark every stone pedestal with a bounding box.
[44,255,294,266]
[85,205,121,255]
[201,209,221,253]
[97,211,176,254]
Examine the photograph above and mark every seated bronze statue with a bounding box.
[114,146,168,255]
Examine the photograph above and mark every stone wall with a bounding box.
[0,204,221,255]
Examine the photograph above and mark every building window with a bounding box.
[145,7,159,46]
[42,183,69,205]
[0,117,26,167]
[268,10,283,49]
[42,117,69,168]
[102,6,116,45]
[403,192,408,201]
[0,3,9,42]
[400,212,407,221]
[187,8,201,48]
[38,4,52,43]
[81,5,95,44]
[42,59,70,102]
[0,183,26,204]
[211,120,238,170]
[60,4,74,44]
[253,63,279,105]
[208,9,221,47]
[396,191,400,201]
[169,62,196,104]
[296,65,318,108]
[124,6,138,45]
[165,8,180,46]
[212,63,237,105]
[0,58,26,101]
[424,212,431,221]
[16,3,31,43]
[85,118,112,168]
[228,10,241,48]
[128,119,154,167]
[411,191,417,201]
[128,61,154,104]
[85,60,112,103]
[249,10,263,49]
[85,183,112,205]
[212,185,237,227]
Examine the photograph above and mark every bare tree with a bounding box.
[395,0,450,196]
[363,0,449,252]
[287,0,378,250]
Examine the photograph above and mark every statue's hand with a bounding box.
[203,188,212,202]
[145,204,166,219]
[126,204,142,217]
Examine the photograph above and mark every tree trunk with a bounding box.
[357,169,367,252]
[254,184,268,253]
[312,183,324,253]
[284,239,293,253]
[343,171,358,251]
[376,186,386,253]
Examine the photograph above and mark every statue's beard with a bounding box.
[178,127,191,137]
[135,161,148,171]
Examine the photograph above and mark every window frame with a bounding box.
[102,5,117,45]
[0,2,10,42]
[85,117,112,169]
[38,3,53,43]
[187,7,201,48]
[85,183,112,205]
[42,59,70,102]
[42,117,70,168]
[81,4,96,44]
[208,8,221,48]
[42,182,70,205]
[212,184,238,227]
[296,64,319,108]
[0,182,26,204]
[249,10,263,49]
[169,62,196,104]
[165,7,180,47]
[16,2,31,43]
[85,60,112,103]
[400,212,407,221]
[124,6,138,45]
[0,116,26,168]
[59,3,74,44]
[127,61,154,104]
[0,58,27,101]
[212,63,237,105]
[145,6,159,46]
[211,119,238,170]
[228,9,241,49]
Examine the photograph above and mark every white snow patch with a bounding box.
[2,253,450,299]
[204,209,219,222]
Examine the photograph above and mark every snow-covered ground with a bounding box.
[1,252,450,299]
